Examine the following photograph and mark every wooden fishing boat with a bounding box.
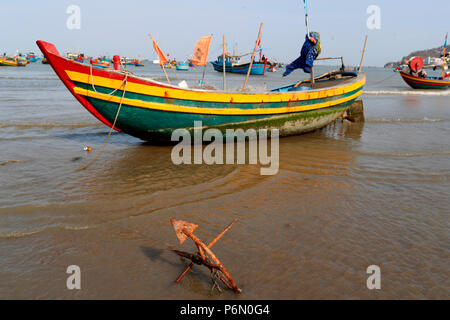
[176,62,189,71]
[211,55,267,75]
[37,40,366,143]
[399,71,450,89]
[90,58,110,69]
[124,58,144,66]
[26,52,40,62]
[0,56,28,67]
[400,36,450,90]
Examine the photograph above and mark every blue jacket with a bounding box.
[283,32,321,76]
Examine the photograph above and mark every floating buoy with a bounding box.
[83,146,92,152]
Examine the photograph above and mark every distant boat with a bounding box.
[267,65,277,72]
[26,52,40,62]
[176,62,189,71]
[400,71,450,89]
[399,56,449,89]
[211,54,268,75]
[90,58,110,68]
[74,54,85,63]
[0,56,28,67]
[125,58,144,67]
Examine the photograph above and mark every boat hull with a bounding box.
[37,40,366,143]
[400,72,450,90]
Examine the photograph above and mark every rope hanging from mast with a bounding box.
[303,0,310,37]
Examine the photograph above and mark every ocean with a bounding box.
[0,62,448,299]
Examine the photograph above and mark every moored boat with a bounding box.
[211,54,268,75]
[37,40,366,143]
[125,58,144,67]
[0,56,28,67]
[399,56,450,90]
[90,58,110,68]
[26,52,40,62]
[176,62,189,71]
[399,71,450,89]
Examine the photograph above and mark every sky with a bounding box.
[0,0,448,66]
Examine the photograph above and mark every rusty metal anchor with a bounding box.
[169,218,241,294]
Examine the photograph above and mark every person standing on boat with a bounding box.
[283,32,321,76]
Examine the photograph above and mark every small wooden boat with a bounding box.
[37,40,366,143]
[0,56,28,67]
[400,71,450,89]
[125,59,144,67]
[90,58,110,69]
[74,54,85,63]
[176,62,189,71]
[400,38,450,90]
[211,55,267,75]
[26,52,40,62]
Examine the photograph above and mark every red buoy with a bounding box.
[113,55,121,71]
[409,56,424,72]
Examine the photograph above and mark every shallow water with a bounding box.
[0,62,449,299]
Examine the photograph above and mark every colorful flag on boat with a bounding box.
[191,35,212,67]
[443,32,448,57]
[150,36,168,66]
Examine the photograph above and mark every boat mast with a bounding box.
[222,35,226,90]
[243,23,263,91]
[442,32,448,79]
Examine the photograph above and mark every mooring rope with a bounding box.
[369,72,398,87]
[75,68,129,171]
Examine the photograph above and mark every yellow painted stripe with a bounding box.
[66,70,366,104]
[73,86,363,115]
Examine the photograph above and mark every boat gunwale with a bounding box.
[67,64,366,98]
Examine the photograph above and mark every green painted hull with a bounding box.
[87,96,355,143]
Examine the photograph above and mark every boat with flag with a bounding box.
[37,39,366,143]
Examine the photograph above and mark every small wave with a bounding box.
[364,90,450,96]
[0,122,102,129]
[0,229,44,239]
[366,118,450,124]
[0,160,22,166]
[358,151,450,158]
[0,224,92,239]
